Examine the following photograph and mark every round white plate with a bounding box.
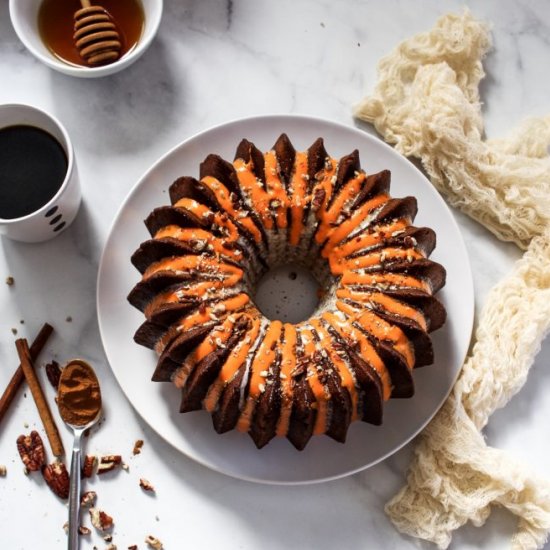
[97,114,474,485]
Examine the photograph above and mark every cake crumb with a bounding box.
[5,276,14,286]
[66,316,72,323]
[0,465,7,476]
[11,328,17,335]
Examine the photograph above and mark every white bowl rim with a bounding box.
[8,0,163,77]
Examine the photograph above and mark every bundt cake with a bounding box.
[128,134,447,450]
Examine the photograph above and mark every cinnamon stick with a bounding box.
[15,338,64,457]
[0,323,54,427]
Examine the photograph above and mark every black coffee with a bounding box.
[0,125,68,219]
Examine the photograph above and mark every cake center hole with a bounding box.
[254,263,320,324]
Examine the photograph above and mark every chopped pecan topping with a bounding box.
[89,508,114,532]
[16,431,45,471]
[311,188,326,211]
[97,455,122,475]
[139,478,155,492]
[145,535,163,549]
[290,360,307,380]
[80,490,97,508]
[0,465,6,476]
[45,361,62,390]
[82,455,97,478]
[128,546,138,550]
[78,526,91,536]
[42,461,70,499]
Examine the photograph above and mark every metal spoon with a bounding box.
[57,359,102,550]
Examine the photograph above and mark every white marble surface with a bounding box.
[1,1,549,548]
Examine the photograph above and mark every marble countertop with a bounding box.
[1,1,550,548]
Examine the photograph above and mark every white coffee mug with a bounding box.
[0,103,81,242]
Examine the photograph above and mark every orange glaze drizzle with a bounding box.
[173,198,213,221]
[288,152,309,246]
[172,316,236,389]
[322,311,392,400]
[263,151,290,229]
[328,219,409,261]
[330,247,424,275]
[299,325,330,435]
[275,323,297,437]
[172,198,243,244]
[203,314,261,412]
[336,288,427,331]
[200,176,263,243]
[309,318,359,422]
[233,158,274,230]
[155,225,243,263]
[144,281,232,319]
[314,172,365,244]
[154,294,253,356]
[236,320,283,433]
[340,271,431,293]
[143,255,243,282]
[178,293,251,332]
[320,194,389,254]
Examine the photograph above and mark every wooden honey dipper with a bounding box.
[73,0,123,67]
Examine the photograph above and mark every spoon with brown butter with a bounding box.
[57,359,102,550]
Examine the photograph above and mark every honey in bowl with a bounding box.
[38,0,145,67]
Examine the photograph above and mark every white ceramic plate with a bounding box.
[97,114,474,485]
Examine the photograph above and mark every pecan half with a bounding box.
[16,431,45,471]
[89,508,114,532]
[45,361,62,390]
[97,455,122,475]
[42,461,70,499]
[82,455,97,478]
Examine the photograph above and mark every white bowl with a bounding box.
[9,0,163,78]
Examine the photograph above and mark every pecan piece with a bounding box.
[145,535,163,549]
[97,455,122,475]
[128,546,138,550]
[89,508,114,532]
[78,526,91,536]
[311,187,326,212]
[45,360,62,390]
[82,454,97,478]
[0,465,6,477]
[42,461,70,499]
[16,431,45,471]
[80,490,97,508]
[132,440,144,455]
[139,478,155,492]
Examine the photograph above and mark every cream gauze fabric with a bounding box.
[353,10,550,550]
